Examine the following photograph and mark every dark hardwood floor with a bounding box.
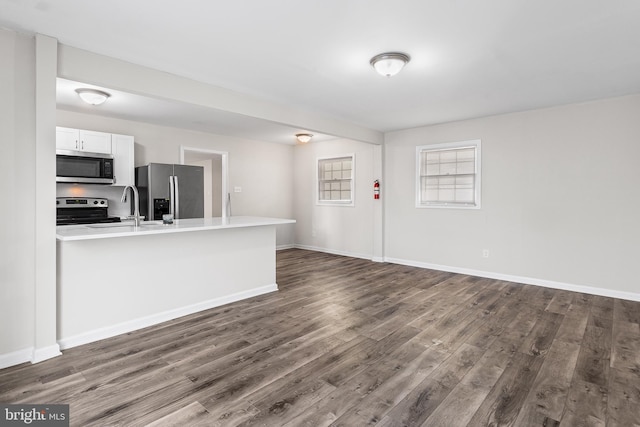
[2,248,639,426]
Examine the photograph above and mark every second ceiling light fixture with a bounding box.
[370,52,411,77]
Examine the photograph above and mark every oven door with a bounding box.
[56,150,114,184]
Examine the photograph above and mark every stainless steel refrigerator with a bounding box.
[135,163,204,220]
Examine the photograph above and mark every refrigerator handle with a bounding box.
[174,175,180,219]
[169,175,175,217]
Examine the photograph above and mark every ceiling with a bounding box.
[3,1,640,143]
[56,78,337,145]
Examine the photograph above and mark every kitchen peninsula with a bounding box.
[56,216,295,349]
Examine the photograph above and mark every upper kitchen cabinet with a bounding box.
[56,127,112,154]
[111,134,135,187]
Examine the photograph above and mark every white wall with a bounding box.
[293,138,376,259]
[56,110,295,246]
[0,29,37,365]
[384,94,640,298]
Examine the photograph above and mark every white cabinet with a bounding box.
[111,134,135,187]
[55,127,81,151]
[56,127,112,154]
[81,130,112,154]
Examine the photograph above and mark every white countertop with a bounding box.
[56,216,295,241]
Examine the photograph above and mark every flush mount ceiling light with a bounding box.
[295,133,313,144]
[370,52,411,77]
[75,88,111,105]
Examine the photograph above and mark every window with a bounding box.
[317,155,354,205]
[416,140,481,209]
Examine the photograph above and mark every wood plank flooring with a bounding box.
[1,248,640,426]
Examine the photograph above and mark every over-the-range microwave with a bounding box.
[56,150,115,184]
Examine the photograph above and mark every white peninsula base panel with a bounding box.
[57,223,281,349]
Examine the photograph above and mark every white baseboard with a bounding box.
[0,344,62,369]
[294,244,373,261]
[32,344,62,363]
[58,283,278,350]
[385,257,640,302]
[276,244,295,251]
[0,347,33,370]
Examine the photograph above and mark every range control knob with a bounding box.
[93,200,99,205]
[100,200,106,205]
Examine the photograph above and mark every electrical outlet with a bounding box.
[234,186,242,193]
[482,249,489,258]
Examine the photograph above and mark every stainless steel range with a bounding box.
[56,197,122,226]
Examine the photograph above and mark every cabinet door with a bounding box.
[111,134,135,186]
[56,127,80,151]
[79,130,111,153]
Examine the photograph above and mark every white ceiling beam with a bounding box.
[57,43,383,145]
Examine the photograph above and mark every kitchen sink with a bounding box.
[86,221,168,229]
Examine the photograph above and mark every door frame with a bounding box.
[180,146,229,218]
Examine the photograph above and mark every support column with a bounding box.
[33,33,60,363]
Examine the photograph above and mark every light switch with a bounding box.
[234,186,242,193]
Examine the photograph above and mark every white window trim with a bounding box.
[316,153,355,207]
[415,139,482,209]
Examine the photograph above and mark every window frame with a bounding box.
[415,139,482,209]
[316,153,355,207]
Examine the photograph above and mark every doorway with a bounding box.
[180,146,229,218]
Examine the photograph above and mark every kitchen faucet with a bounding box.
[121,185,141,226]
